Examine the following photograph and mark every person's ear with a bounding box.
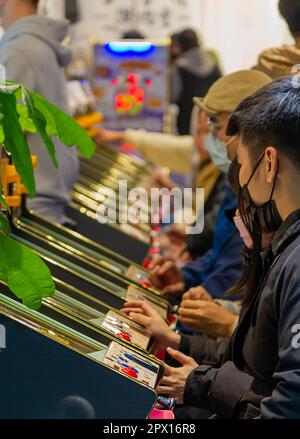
[265,147,278,184]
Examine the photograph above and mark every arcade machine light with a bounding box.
[92,39,170,133]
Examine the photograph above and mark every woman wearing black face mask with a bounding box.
[181,77,300,418]
[227,158,275,306]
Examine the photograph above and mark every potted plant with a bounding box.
[0,81,95,309]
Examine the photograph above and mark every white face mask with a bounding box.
[233,215,253,249]
[204,133,233,173]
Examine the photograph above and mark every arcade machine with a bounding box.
[11,212,169,320]
[0,66,176,418]
[2,157,169,334]
[65,39,170,263]
[67,142,152,260]
[2,154,161,293]
[0,162,173,419]
[66,75,152,262]
[0,284,162,418]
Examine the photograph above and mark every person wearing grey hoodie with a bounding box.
[171,29,222,135]
[0,0,79,225]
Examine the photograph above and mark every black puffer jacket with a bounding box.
[182,210,300,418]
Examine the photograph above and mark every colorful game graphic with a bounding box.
[115,72,145,116]
[103,342,159,388]
[92,40,170,132]
[90,310,150,349]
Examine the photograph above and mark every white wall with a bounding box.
[196,0,293,73]
[71,0,201,43]
[39,0,294,73]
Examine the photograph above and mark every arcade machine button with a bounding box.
[117,331,132,342]
[120,365,139,379]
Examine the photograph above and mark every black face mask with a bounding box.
[240,153,283,233]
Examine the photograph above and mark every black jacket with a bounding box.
[182,210,300,418]
[171,47,222,135]
[176,64,221,135]
[186,172,226,258]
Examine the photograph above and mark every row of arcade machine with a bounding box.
[68,117,153,261]
[0,146,170,418]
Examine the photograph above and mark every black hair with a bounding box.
[224,78,300,305]
[176,28,200,52]
[227,155,241,194]
[226,158,264,306]
[122,30,145,39]
[227,76,300,166]
[279,0,300,36]
[170,32,180,44]
[66,0,80,23]
[28,0,39,6]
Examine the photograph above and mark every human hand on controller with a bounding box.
[122,300,180,349]
[157,348,198,404]
[148,256,185,295]
[178,299,237,338]
[96,127,125,144]
[182,286,213,302]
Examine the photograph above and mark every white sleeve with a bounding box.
[124,129,194,174]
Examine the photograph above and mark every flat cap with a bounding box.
[193,69,272,115]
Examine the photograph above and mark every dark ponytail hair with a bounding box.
[177,29,200,52]
[226,158,264,306]
[279,0,300,37]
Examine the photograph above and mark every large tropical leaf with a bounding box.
[17,103,37,134]
[0,81,98,309]
[29,90,95,159]
[0,82,96,198]
[0,233,55,309]
[0,93,36,197]
[0,81,22,95]
[23,89,58,168]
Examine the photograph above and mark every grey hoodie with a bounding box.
[172,47,216,102]
[0,15,79,224]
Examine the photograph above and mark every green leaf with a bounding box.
[29,91,96,159]
[0,212,10,233]
[0,93,36,198]
[0,121,4,143]
[23,90,58,168]
[28,94,58,137]
[0,82,22,95]
[0,234,55,309]
[17,104,37,134]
